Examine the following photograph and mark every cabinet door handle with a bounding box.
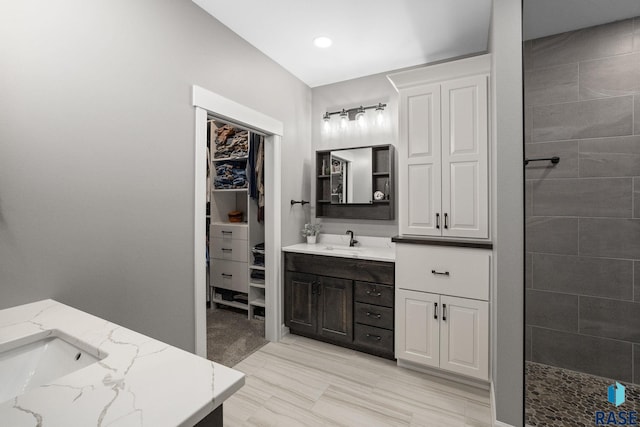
[366,312,381,319]
[366,333,382,341]
[221,230,233,235]
[443,304,447,321]
[221,248,232,252]
[431,270,450,276]
[434,302,438,320]
[366,290,382,297]
[444,213,448,229]
[316,281,321,296]
[221,273,232,278]
[436,213,440,229]
[311,281,317,295]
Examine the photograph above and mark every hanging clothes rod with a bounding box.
[290,200,310,206]
[524,156,560,166]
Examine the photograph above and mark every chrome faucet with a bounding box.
[346,230,358,247]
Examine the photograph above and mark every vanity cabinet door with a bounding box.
[395,289,440,368]
[439,295,489,380]
[317,276,353,344]
[285,272,317,335]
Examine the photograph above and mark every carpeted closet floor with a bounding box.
[206,306,268,367]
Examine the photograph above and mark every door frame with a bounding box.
[192,85,283,357]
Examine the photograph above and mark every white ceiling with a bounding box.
[524,0,640,40]
[192,0,492,88]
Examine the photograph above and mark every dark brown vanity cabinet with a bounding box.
[284,252,395,359]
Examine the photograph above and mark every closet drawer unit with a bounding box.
[396,244,490,301]
[354,281,394,307]
[211,224,248,241]
[211,259,248,292]
[355,303,393,330]
[210,237,248,262]
[354,324,394,355]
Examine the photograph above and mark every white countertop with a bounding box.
[0,300,244,426]
[282,234,395,262]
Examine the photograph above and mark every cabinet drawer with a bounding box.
[354,281,394,307]
[355,303,393,330]
[354,324,394,355]
[211,224,248,241]
[211,259,248,293]
[396,244,490,301]
[210,237,248,262]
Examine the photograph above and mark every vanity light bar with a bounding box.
[323,103,386,122]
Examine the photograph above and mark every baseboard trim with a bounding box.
[280,324,290,340]
[396,359,490,390]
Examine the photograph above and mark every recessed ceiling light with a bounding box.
[313,36,332,48]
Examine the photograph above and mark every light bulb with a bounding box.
[355,106,366,127]
[375,104,385,126]
[323,119,330,132]
[339,109,348,129]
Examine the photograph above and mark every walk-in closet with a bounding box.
[206,118,268,366]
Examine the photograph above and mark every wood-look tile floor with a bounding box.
[223,334,492,427]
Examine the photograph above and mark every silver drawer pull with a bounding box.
[366,333,381,341]
[366,290,382,297]
[221,273,233,278]
[431,270,450,276]
[221,248,233,252]
[366,312,381,319]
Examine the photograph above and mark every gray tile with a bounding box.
[523,40,533,71]
[531,327,633,382]
[532,96,633,142]
[531,178,632,218]
[524,63,578,107]
[525,252,532,289]
[524,106,532,144]
[525,140,578,180]
[531,19,634,69]
[525,326,532,361]
[634,177,640,218]
[526,217,579,255]
[635,95,640,135]
[580,136,640,177]
[635,344,640,384]
[634,262,640,302]
[532,253,633,300]
[526,290,578,332]
[579,53,640,100]
[580,296,640,343]
[525,181,533,218]
[580,218,640,258]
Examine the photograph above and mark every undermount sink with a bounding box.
[323,245,361,253]
[0,334,102,403]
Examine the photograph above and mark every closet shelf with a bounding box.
[250,265,265,271]
[373,172,390,176]
[212,188,248,193]
[212,156,249,162]
[211,297,248,310]
[211,221,248,226]
[249,282,266,289]
[317,175,330,179]
[249,299,265,307]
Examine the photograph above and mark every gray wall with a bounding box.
[491,0,524,426]
[524,17,640,384]
[311,72,398,237]
[0,1,311,351]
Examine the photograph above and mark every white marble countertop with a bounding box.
[0,299,244,426]
[282,234,395,262]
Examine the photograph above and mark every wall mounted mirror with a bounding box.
[330,147,373,204]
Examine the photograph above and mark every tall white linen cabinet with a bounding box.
[389,54,492,382]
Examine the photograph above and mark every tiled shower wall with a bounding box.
[525,18,640,384]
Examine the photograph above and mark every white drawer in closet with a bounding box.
[210,223,248,241]
[396,244,490,301]
[210,237,248,262]
[211,259,248,293]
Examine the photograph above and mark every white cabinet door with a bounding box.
[439,295,489,380]
[395,289,440,367]
[441,75,489,238]
[399,84,442,236]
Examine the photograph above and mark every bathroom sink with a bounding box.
[0,335,102,403]
[323,245,362,254]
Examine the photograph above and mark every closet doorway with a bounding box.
[192,86,283,360]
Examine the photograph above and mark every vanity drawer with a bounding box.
[355,302,393,330]
[396,244,490,301]
[354,324,394,355]
[211,224,248,241]
[354,281,394,307]
[210,237,248,262]
[211,259,248,292]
